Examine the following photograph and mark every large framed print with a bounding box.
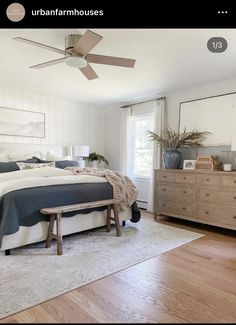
[0,107,45,138]
[178,92,236,146]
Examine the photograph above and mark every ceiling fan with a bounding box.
[13,30,136,80]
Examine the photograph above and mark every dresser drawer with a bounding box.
[174,173,196,184]
[157,184,195,202]
[157,200,193,217]
[156,171,174,182]
[199,189,236,206]
[197,174,221,186]
[199,203,236,227]
[222,175,236,187]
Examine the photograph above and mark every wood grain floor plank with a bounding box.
[1,214,236,323]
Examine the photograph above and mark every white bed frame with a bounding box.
[0,142,66,159]
[0,143,131,252]
[1,208,131,251]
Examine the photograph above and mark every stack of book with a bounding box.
[195,155,222,170]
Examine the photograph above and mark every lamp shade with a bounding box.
[231,135,236,151]
[73,145,89,157]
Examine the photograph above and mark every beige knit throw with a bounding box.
[65,167,138,210]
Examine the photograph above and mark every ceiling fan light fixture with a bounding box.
[65,55,87,68]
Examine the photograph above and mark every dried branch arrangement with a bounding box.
[147,128,211,149]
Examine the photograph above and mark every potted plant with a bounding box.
[147,128,210,169]
[88,152,109,168]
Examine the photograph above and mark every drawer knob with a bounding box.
[233,216,236,219]
[206,178,209,182]
[183,190,187,194]
[205,211,209,214]
[162,203,166,207]
[182,207,186,210]
[183,177,186,180]
[234,180,236,183]
[163,175,166,178]
[234,197,236,200]
[162,188,166,191]
[205,193,210,197]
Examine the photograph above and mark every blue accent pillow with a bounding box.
[0,158,38,173]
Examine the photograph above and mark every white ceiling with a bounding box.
[1,29,236,106]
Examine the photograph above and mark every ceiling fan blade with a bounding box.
[30,57,67,69]
[13,37,67,55]
[87,54,136,68]
[73,30,103,56]
[80,63,98,80]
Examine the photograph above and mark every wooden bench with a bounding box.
[40,199,122,255]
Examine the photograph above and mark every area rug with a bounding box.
[0,218,203,319]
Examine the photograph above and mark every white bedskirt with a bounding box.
[1,207,132,251]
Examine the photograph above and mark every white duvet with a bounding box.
[0,167,107,197]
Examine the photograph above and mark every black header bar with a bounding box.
[0,1,234,28]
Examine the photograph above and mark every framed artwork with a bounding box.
[183,160,196,170]
[0,107,45,138]
[178,91,236,146]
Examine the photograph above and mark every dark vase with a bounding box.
[163,149,182,169]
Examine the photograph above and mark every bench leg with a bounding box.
[46,214,55,248]
[56,213,63,255]
[113,204,121,237]
[106,205,111,232]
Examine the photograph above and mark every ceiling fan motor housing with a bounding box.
[65,34,82,54]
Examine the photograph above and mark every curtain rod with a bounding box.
[121,96,166,108]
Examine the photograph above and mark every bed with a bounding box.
[0,144,141,253]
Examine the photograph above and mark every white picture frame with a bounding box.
[183,160,196,170]
[0,107,45,138]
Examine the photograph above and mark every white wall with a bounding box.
[166,76,236,131]
[105,76,236,171]
[0,87,105,154]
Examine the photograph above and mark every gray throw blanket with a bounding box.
[65,167,138,210]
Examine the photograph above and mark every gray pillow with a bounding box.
[55,160,79,169]
[0,158,38,173]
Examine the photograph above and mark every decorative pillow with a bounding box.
[36,158,79,169]
[0,162,19,173]
[32,156,42,163]
[16,162,56,170]
[0,158,39,173]
[46,151,72,161]
[7,151,44,162]
[55,160,79,169]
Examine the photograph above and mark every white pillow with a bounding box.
[0,167,73,182]
[16,162,56,170]
[31,151,44,160]
[7,151,44,161]
[0,151,10,162]
[46,151,72,161]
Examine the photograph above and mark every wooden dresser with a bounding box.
[154,169,236,230]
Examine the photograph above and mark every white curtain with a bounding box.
[147,98,166,212]
[120,107,132,177]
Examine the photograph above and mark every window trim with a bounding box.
[130,113,154,179]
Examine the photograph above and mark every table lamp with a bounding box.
[73,145,89,168]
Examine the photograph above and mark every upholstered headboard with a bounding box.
[0,143,66,159]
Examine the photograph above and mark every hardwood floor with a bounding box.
[1,214,236,323]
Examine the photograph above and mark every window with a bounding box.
[131,114,154,178]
